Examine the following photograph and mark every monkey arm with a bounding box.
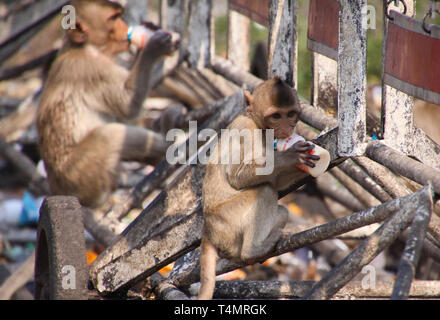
[226,160,275,190]
[122,52,157,119]
[223,138,310,191]
[85,49,158,121]
[224,115,292,190]
[222,116,272,190]
[121,31,173,120]
[226,150,302,190]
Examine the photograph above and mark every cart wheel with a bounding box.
[35,196,88,300]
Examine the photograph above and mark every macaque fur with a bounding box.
[37,0,176,208]
[198,77,319,300]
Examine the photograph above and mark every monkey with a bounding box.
[250,41,268,80]
[198,77,320,300]
[36,0,177,208]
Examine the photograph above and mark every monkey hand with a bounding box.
[289,141,320,168]
[144,30,174,58]
[141,21,161,31]
[153,103,186,134]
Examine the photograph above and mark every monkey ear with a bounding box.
[244,90,254,107]
[67,22,88,44]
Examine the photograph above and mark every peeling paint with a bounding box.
[312,53,338,113]
[337,0,367,157]
[268,0,298,88]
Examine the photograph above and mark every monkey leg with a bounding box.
[240,188,289,263]
[57,123,168,207]
[198,238,219,300]
[108,124,170,164]
[74,123,168,164]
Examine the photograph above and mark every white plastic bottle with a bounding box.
[127,26,181,51]
[127,25,154,50]
[276,133,330,178]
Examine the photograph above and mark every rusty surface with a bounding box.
[385,11,440,102]
[228,0,269,26]
[307,0,339,59]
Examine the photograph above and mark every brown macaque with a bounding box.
[198,77,320,300]
[37,0,176,208]
[250,41,268,80]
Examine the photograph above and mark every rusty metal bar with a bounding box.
[391,199,433,300]
[366,141,440,196]
[303,185,434,300]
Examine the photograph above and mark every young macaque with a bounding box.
[198,77,320,300]
[37,0,177,208]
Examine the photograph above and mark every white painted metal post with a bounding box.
[337,0,367,157]
[227,7,251,72]
[160,0,187,35]
[382,0,415,157]
[123,0,148,25]
[311,53,338,114]
[268,0,298,88]
[187,0,214,69]
[160,0,187,59]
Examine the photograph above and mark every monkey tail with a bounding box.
[198,238,218,300]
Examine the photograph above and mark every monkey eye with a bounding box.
[271,113,282,120]
[108,13,122,21]
[287,111,297,118]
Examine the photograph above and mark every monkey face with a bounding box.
[95,6,130,55]
[247,76,301,139]
[69,2,130,56]
[264,106,300,139]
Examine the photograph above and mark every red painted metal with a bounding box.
[228,0,270,26]
[385,21,440,94]
[307,0,339,53]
